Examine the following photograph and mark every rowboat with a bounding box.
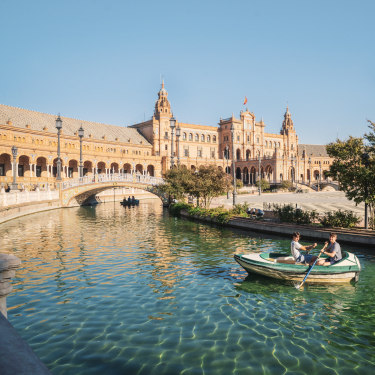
[120,199,139,206]
[234,251,361,284]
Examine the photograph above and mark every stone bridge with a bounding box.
[298,181,340,191]
[60,173,164,207]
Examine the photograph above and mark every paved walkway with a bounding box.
[212,191,365,219]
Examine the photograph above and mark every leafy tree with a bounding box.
[159,167,193,201]
[326,120,375,228]
[256,178,270,191]
[158,165,231,208]
[191,165,231,208]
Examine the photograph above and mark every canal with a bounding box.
[1,201,375,374]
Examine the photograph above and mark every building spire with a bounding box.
[155,82,171,118]
[280,105,294,135]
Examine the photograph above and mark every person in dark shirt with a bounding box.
[317,232,342,266]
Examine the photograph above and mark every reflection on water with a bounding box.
[1,201,375,374]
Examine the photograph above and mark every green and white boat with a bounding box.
[234,251,361,284]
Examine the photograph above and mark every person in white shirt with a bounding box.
[291,232,318,265]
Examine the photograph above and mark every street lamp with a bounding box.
[362,152,370,229]
[319,161,322,192]
[308,157,312,185]
[78,125,84,178]
[224,146,230,199]
[55,115,63,181]
[10,146,18,191]
[231,124,237,205]
[170,116,176,168]
[291,156,296,190]
[258,152,262,195]
[176,126,181,166]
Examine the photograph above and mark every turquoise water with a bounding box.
[1,201,375,374]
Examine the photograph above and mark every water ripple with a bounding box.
[0,201,374,374]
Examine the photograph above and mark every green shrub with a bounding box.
[273,204,318,224]
[236,180,244,189]
[169,202,191,216]
[319,210,360,228]
[280,180,293,191]
[232,202,250,215]
[256,179,271,191]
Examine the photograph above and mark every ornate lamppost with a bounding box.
[319,161,322,192]
[176,125,181,166]
[9,146,18,191]
[55,115,62,181]
[362,152,370,229]
[78,125,84,178]
[308,157,312,185]
[224,146,230,199]
[170,116,176,168]
[230,124,237,205]
[291,156,296,190]
[258,152,262,196]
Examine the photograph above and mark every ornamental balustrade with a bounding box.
[60,172,163,190]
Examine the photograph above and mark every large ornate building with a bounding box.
[0,83,331,190]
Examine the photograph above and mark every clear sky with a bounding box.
[0,0,374,144]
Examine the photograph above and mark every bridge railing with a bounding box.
[61,173,164,190]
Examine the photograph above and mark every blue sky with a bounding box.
[0,0,374,144]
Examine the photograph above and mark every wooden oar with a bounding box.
[296,250,323,289]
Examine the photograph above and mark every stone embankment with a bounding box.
[0,189,61,224]
[0,254,51,374]
[180,211,375,248]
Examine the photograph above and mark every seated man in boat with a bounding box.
[131,195,136,203]
[291,232,318,265]
[127,196,131,203]
[317,232,342,266]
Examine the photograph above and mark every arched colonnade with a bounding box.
[0,153,157,181]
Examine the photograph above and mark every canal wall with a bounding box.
[0,312,51,375]
[0,188,160,224]
[179,211,375,248]
[0,254,52,374]
[0,199,62,224]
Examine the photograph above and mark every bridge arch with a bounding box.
[60,173,164,207]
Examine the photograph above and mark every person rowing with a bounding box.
[316,232,342,266]
[291,232,318,265]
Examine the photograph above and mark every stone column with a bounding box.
[0,254,21,319]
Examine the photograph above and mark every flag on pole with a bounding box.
[243,96,248,105]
